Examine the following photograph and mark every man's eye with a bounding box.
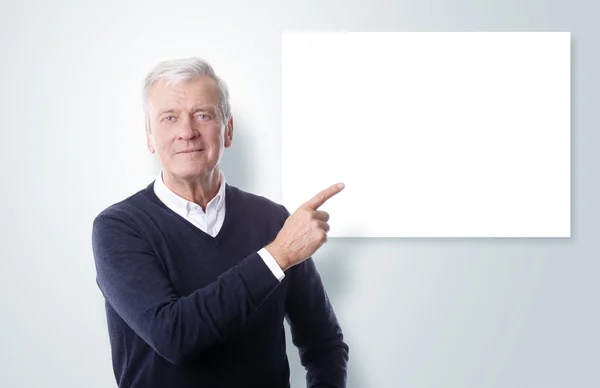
[197,114,211,120]
[163,116,176,122]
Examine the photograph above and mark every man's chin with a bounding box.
[171,164,213,179]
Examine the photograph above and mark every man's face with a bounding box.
[146,76,233,180]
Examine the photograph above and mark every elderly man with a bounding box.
[91,57,349,388]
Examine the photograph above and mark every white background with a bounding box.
[1,1,599,387]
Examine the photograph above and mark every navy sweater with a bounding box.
[91,181,349,387]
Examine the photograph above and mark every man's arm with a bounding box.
[266,185,350,388]
[91,211,280,365]
[285,257,349,388]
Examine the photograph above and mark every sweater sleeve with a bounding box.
[277,206,349,387]
[285,258,350,387]
[91,210,280,366]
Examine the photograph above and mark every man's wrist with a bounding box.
[265,243,290,272]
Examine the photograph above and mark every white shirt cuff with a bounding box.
[258,247,285,282]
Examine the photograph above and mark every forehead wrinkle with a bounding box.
[150,78,221,117]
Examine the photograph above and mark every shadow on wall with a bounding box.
[150,148,162,176]
[316,238,370,388]
[219,111,254,191]
[286,237,370,388]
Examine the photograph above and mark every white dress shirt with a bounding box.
[153,170,285,281]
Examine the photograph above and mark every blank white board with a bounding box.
[281,32,570,237]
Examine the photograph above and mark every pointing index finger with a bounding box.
[303,182,345,210]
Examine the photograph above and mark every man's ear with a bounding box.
[146,127,155,153]
[224,117,234,148]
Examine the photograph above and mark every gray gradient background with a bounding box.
[0,1,597,387]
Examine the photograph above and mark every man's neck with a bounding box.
[162,169,222,211]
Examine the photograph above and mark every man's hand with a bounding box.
[266,183,345,271]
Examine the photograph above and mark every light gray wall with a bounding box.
[0,1,597,387]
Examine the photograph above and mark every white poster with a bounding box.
[282,32,571,237]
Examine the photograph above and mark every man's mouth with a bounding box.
[178,149,204,154]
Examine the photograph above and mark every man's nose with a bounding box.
[177,117,198,140]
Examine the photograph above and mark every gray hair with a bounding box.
[142,57,232,133]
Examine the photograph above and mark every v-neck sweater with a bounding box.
[91,181,349,388]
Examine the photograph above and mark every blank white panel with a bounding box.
[282,32,570,237]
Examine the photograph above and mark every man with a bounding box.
[91,57,349,388]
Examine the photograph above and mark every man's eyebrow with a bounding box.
[156,106,217,117]
[191,106,217,113]
[157,108,178,116]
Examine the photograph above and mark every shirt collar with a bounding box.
[153,169,227,217]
